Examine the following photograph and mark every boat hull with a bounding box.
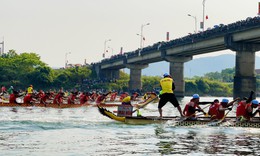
[98,106,260,128]
[0,102,121,108]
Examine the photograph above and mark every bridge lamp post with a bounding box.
[0,40,4,55]
[108,46,114,56]
[202,0,206,31]
[103,39,111,58]
[65,52,71,68]
[139,23,150,49]
[188,14,197,33]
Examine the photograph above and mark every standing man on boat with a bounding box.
[27,85,33,95]
[158,73,183,118]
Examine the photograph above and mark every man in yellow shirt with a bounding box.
[158,73,183,118]
[122,93,131,105]
[27,85,33,95]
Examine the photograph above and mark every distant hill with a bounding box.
[124,54,260,77]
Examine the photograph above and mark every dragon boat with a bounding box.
[0,93,158,109]
[98,106,260,128]
[0,102,106,108]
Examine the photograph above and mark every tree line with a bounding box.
[0,50,92,91]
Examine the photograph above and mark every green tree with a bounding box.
[204,71,222,81]
[195,78,210,94]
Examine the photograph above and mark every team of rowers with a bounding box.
[183,91,259,122]
[1,85,141,105]
[2,85,259,122]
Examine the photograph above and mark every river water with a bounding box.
[0,97,260,156]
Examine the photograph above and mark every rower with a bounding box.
[79,92,89,104]
[183,94,206,120]
[40,92,51,105]
[109,92,117,101]
[95,91,111,104]
[208,99,220,120]
[131,92,139,101]
[215,98,239,120]
[53,92,64,104]
[67,92,78,104]
[9,90,20,104]
[236,99,260,121]
[117,94,142,117]
[119,92,128,102]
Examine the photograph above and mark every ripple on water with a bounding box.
[0,97,260,155]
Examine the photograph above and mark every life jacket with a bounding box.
[23,95,32,104]
[110,92,117,101]
[183,101,197,117]
[53,93,63,104]
[90,93,98,101]
[244,103,252,120]
[236,101,247,118]
[208,103,220,119]
[119,93,128,101]
[216,105,226,120]
[27,87,33,94]
[79,94,87,104]
[68,94,76,104]
[160,77,173,94]
[95,95,106,104]
[9,94,16,103]
[40,94,48,103]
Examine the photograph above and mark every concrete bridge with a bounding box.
[92,17,260,98]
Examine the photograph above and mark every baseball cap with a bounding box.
[222,98,229,103]
[192,94,200,99]
[163,73,169,77]
[252,99,259,105]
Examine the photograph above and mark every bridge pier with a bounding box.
[92,64,120,81]
[125,64,148,92]
[234,51,256,98]
[225,35,260,98]
[102,69,120,80]
[163,56,192,97]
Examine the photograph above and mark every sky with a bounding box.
[0,0,259,68]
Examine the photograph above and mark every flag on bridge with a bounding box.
[166,32,169,41]
[206,15,208,20]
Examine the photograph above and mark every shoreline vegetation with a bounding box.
[0,50,258,96]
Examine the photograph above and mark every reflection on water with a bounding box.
[0,97,260,155]
[155,125,260,155]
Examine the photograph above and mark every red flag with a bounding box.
[206,15,208,20]
[166,32,169,41]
